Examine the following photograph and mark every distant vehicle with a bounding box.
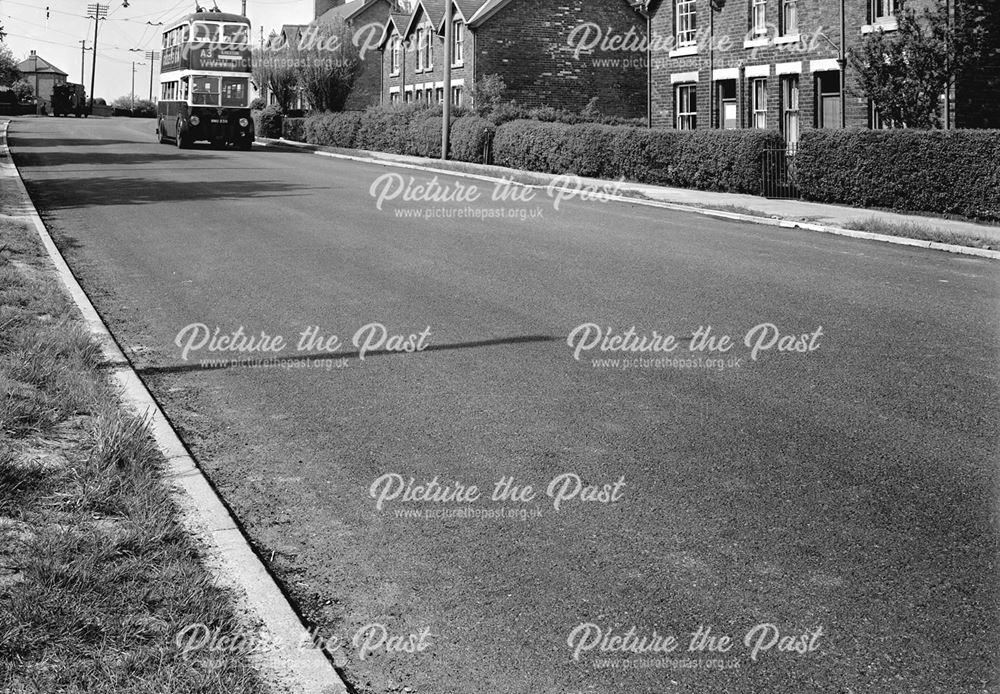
[156,9,254,150]
[52,83,90,118]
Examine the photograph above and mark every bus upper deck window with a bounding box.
[193,23,220,42]
[223,25,248,45]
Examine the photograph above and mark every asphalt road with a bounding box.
[10,116,999,694]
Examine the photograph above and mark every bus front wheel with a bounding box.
[157,120,168,145]
[175,120,190,149]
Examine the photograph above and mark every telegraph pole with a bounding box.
[146,51,159,101]
[78,40,92,85]
[441,0,453,160]
[86,4,108,110]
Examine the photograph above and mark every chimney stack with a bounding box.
[314,0,346,20]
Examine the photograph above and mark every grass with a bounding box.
[0,218,272,693]
[845,216,998,251]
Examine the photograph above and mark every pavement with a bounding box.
[267,137,1000,248]
[9,116,1000,694]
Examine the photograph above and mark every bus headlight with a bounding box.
[189,115,200,126]
[239,117,249,128]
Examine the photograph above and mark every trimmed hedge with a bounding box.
[450,117,495,164]
[797,129,1000,221]
[282,117,306,143]
[493,120,783,194]
[253,105,283,139]
[304,111,362,148]
[295,107,494,164]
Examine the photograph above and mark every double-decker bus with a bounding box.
[156,9,254,150]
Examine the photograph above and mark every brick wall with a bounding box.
[954,0,1000,129]
[651,0,851,132]
[343,2,394,110]
[380,12,475,108]
[649,0,974,134]
[475,0,648,118]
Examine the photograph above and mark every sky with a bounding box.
[1,0,345,101]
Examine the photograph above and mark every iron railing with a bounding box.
[761,145,800,199]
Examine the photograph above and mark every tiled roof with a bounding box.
[316,0,384,24]
[17,54,67,76]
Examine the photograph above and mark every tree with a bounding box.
[296,18,362,112]
[468,75,507,116]
[253,31,298,112]
[10,79,32,102]
[851,0,986,129]
[0,44,21,87]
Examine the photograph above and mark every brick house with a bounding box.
[314,0,398,109]
[648,0,1000,138]
[17,51,69,109]
[377,0,649,118]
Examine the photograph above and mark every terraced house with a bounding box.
[649,0,1000,138]
[377,0,649,118]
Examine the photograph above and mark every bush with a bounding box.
[796,129,1000,221]
[255,105,283,139]
[282,117,307,142]
[493,120,783,193]
[304,111,362,148]
[483,99,646,128]
[410,115,444,158]
[250,97,266,110]
[451,117,496,163]
[355,103,438,154]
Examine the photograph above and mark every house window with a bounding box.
[676,83,697,130]
[453,20,464,66]
[423,25,434,70]
[872,0,897,22]
[416,29,425,71]
[390,36,401,75]
[781,75,799,147]
[451,85,463,107]
[718,80,737,129]
[390,91,400,104]
[436,87,444,103]
[752,0,768,36]
[816,72,842,128]
[781,0,798,35]
[751,78,767,129]
[675,0,697,47]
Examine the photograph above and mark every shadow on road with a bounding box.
[8,137,143,148]
[21,175,316,210]
[134,335,563,376]
[13,151,221,168]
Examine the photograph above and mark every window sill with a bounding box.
[774,34,801,44]
[743,37,770,48]
[862,18,898,33]
[668,45,698,58]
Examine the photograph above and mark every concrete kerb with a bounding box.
[1,121,348,694]
[259,136,1000,262]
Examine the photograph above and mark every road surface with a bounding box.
[11,116,999,694]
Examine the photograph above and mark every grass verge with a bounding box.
[0,214,272,693]
[845,216,998,251]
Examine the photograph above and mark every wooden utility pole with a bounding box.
[86,4,108,110]
[441,0,453,160]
